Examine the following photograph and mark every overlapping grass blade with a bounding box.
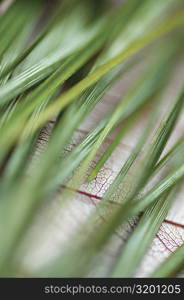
[20,8,184,135]
[0,0,140,105]
[0,63,129,274]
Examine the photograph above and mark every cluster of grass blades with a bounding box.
[0,0,184,278]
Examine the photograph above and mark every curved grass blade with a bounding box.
[151,242,184,277]
[111,186,178,277]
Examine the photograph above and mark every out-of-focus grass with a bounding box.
[0,0,184,278]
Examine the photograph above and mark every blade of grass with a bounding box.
[0,0,140,105]
[0,1,42,58]
[111,186,178,277]
[151,242,184,277]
